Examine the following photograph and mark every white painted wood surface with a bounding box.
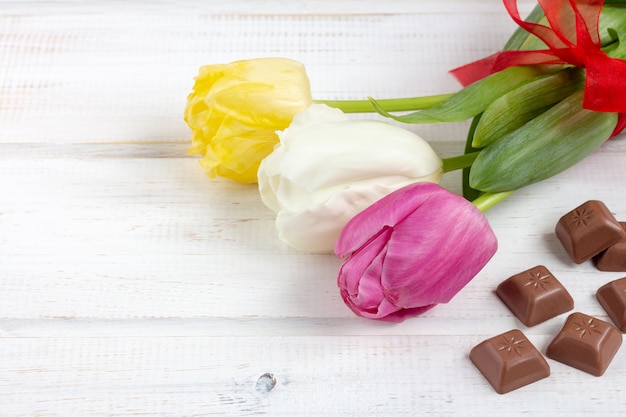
[3,0,626,415]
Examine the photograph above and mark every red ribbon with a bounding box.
[450,0,626,135]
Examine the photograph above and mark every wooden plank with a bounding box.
[0,0,537,14]
[0,335,624,416]
[0,1,531,144]
[1,141,625,324]
[2,1,626,415]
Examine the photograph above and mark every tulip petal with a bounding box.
[382,191,497,308]
[335,181,498,322]
[258,104,443,252]
[338,227,391,315]
[338,226,444,322]
[335,182,442,257]
[271,180,418,252]
[278,119,442,193]
[184,57,312,183]
[278,102,348,138]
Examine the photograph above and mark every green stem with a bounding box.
[472,190,515,213]
[442,152,480,173]
[315,93,454,113]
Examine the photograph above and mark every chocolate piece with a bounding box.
[596,277,626,332]
[496,265,574,327]
[470,329,550,394]
[555,200,624,264]
[546,312,622,376]
[595,223,626,271]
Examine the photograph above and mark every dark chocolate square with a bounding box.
[546,312,622,376]
[595,223,626,272]
[496,265,574,327]
[555,200,624,264]
[596,277,626,332]
[470,329,550,394]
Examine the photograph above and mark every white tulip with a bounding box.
[258,104,443,252]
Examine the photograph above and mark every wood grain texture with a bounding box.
[0,334,625,416]
[0,0,533,144]
[3,0,626,415]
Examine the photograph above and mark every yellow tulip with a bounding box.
[184,58,313,183]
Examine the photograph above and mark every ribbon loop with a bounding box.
[450,0,626,116]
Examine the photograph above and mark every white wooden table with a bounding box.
[3,1,626,415]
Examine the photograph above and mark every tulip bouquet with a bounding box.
[184,0,626,322]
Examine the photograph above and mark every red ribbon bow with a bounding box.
[450,0,626,135]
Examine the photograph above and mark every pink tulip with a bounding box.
[334,182,497,322]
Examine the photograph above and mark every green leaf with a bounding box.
[600,6,626,50]
[369,66,551,124]
[472,68,584,148]
[502,3,545,51]
[315,93,453,113]
[462,115,484,201]
[469,90,618,192]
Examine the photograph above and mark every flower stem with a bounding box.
[472,190,515,212]
[442,152,480,173]
[315,93,454,113]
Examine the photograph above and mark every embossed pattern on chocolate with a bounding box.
[595,223,626,272]
[555,200,624,264]
[470,329,550,394]
[546,312,622,376]
[596,277,626,332]
[555,200,626,264]
[496,265,574,327]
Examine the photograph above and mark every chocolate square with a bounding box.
[470,329,550,394]
[596,277,626,332]
[595,223,626,272]
[555,200,624,264]
[546,312,622,376]
[496,265,574,327]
